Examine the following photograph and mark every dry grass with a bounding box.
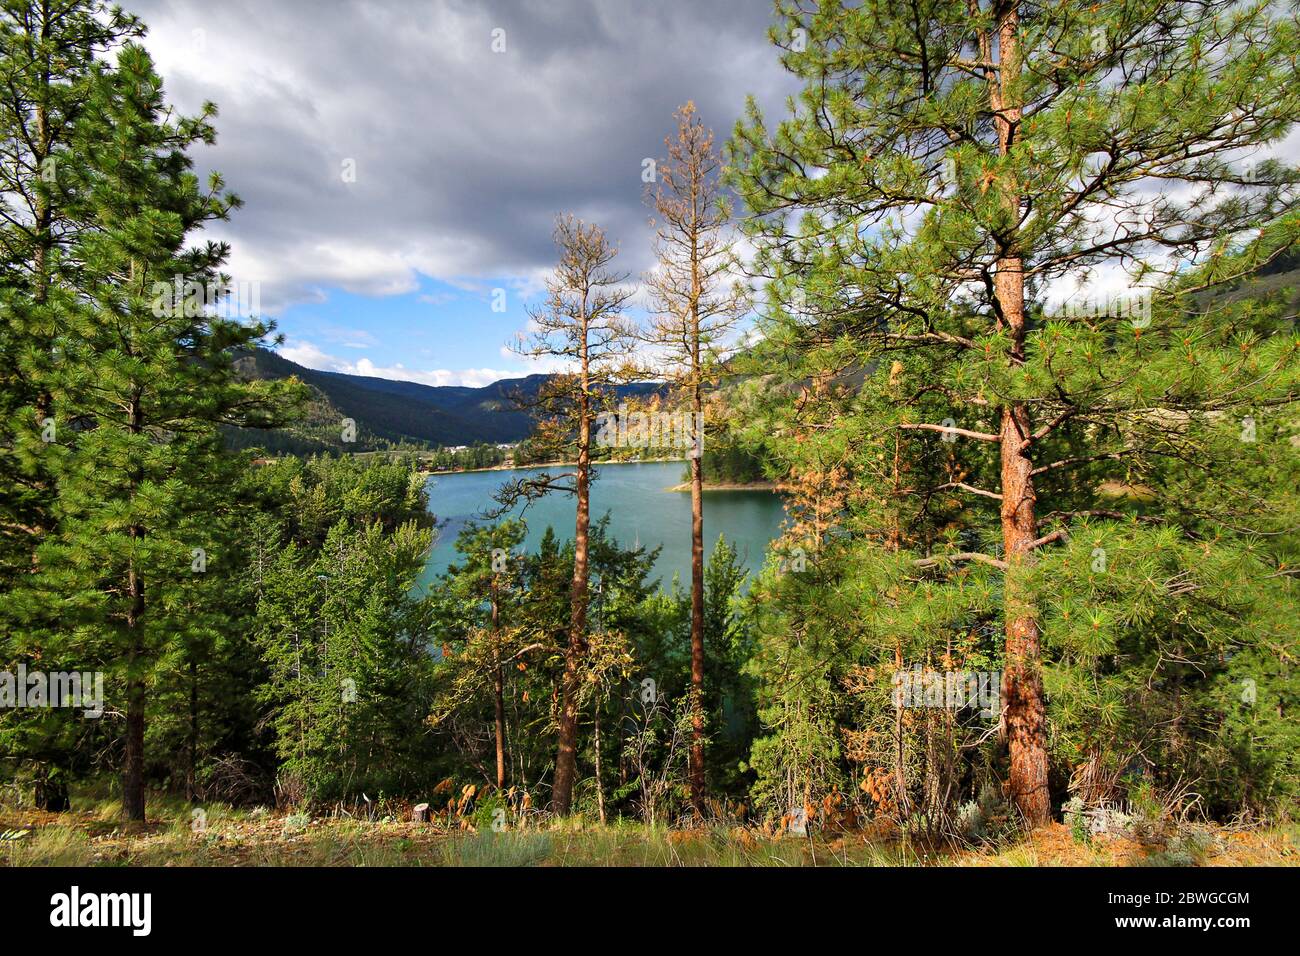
[1,793,1293,867]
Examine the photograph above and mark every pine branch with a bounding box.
[1027,529,1069,550]
[934,481,1003,500]
[899,422,1000,442]
[1031,450,1132,478]
[913,552,1008,571]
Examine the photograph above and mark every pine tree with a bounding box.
[0,0,142,540]
[500,215,638,814]
[254,514,433,806]
[22,42,293,821]
[730,0,1300,825]
[0,0,143,810]
[643,102,748,812]
[427,519,532,791]
[698,535,758,800]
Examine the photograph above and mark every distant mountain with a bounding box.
[1196,246,1300,309]
[227,347,662,452]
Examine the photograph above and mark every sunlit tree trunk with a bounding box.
[644,103,747,817]
[504,215,636,815]
[491,575,507,790]
[991,1,1049,827]
[552,309,591,815]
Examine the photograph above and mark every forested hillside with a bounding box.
[225,347,664,453]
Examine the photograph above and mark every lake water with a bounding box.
[414,460,787,594]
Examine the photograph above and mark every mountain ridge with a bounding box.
[228,347,663,452]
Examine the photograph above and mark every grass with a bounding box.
[1,787,1293,867]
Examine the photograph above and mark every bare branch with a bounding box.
[899,422,1001,442]
[913,552,1008,571]
[935,481,1003,500]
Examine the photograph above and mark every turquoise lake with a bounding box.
[414,460,787,594]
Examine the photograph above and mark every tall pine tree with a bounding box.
[501,215,638,814]
[22,42,292,821]
[642,102,748,812]
[0,0,143,810]
[730,0,1300,825]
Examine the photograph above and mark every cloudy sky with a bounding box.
[127,0,794,387]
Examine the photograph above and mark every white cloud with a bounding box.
[278,339,517,388]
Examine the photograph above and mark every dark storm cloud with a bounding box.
[127,0,797,310]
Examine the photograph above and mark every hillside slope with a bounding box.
[227,348,662,452]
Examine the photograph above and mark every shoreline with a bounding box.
[422,456,688,476]
[665,479,785,493]
[420,459,783,494]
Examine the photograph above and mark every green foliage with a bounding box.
[726,0,1300,825]
[2,0,1296,840]
[250,457,436,806]
[0,16,302,816]
[1063,796,1090,845]
[0,0,145,798]
[696,438,768,485]
[424,519,757,819]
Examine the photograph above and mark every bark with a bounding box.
[491,576,507,791]
[688,383,706,814]
[999,399,1050,826]
[687,164,706,815]
[122,387,147,823]
[594,704,606,824]
[187,656,198,802]
[552,318,591,815]
[992,1,1050,828]
[123,564,147,823]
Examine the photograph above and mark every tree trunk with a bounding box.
[122,525,148,822]
[123,565,147,823]
[119,384,148,823]
[552,338,591,815]
[687,187,707,814]
[992,1,1050,828]
[998,396,1050,826]
[491,576,507,791]
[893,641,908,819]
[187,655,199,802]
[123,676,146,822]
[27,50,59,807]
[688,386,706,814]
[594,704,606,825]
